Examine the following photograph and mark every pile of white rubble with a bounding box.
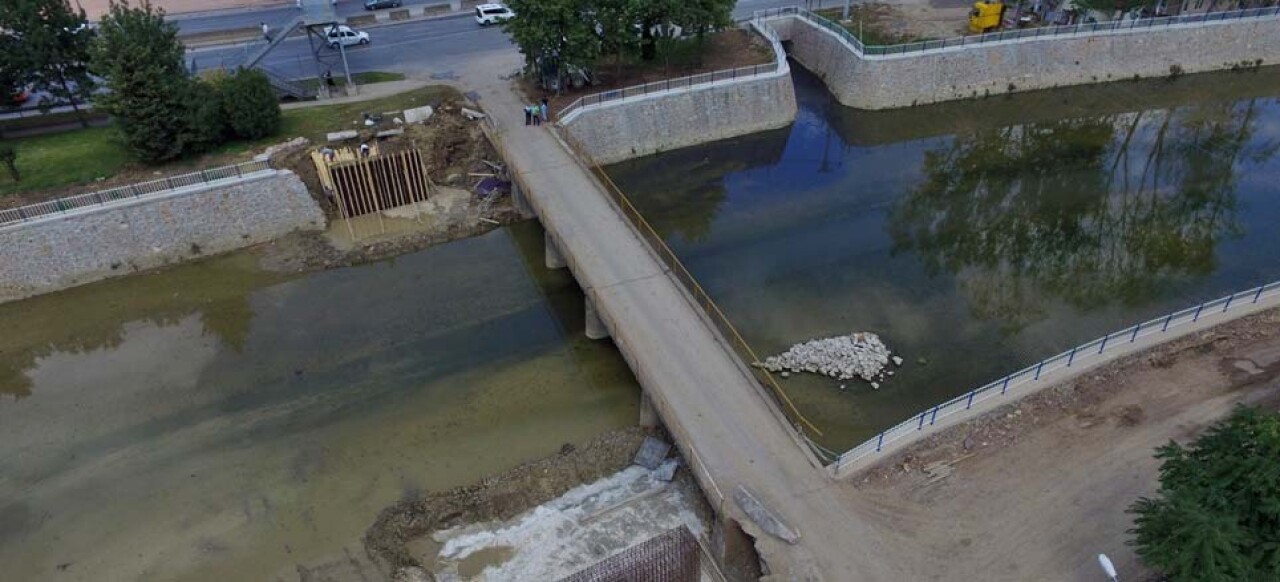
[757,332,903,389]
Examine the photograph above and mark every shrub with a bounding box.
[183,79,227,154]
[221,68,281,141]
[1129,406,1280,581]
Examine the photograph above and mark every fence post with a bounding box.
[165,177,176,190]
[1193,302,1205,322]
[1067,346,1077,366]
[1098,333,1108,354]
[875,432,884,452]
[235,163,243,178]
[1130,325,1140,343]
[930,405,939,425]
[917,411,926,430]
[1001,375,1011,395]
[1034,361,1045,380]
[1255,286,1265,303]
[1223,294,1234,312]
[966,390,977,409]
[1162,313,1174,331]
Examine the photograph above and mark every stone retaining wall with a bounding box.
[0,170,324,303]
[559,72,797,164]
[769,13,1280,109]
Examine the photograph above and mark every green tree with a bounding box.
[1129,406,1280,581]
[504,0,600,90]
[91,0,192,162]
[0,0,98,127]
[0,33,28,108]
[219,68,281,140]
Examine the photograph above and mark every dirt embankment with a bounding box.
[847,307,1280,581]
[362,427,661,581]
[259,98,526,272]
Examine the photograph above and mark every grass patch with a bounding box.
[0,85,461,200]
[0,127,131,197]
[816,6,933,45]
[295,71,406,92]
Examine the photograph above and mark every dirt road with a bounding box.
[846,307,1280,581]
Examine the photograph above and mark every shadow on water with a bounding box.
[608,63,1280,450]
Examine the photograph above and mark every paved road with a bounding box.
[171,0,450,35]
[178,0,804,38]
[188,0,801,79]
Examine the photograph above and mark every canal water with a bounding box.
[0,222,640,581]
[609,65,1280,451]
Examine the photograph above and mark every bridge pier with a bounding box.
[544,231,567,270]
[584,295,609,340]
[511,182,535,219]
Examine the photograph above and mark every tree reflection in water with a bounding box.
[889,99,1276,332]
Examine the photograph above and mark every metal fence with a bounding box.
[832,280,1280,475]
[557,18,788,121]
[0,159,271,228]
[757,5,1280,57]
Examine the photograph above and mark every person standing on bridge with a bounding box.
[261,22,272,42]
[523,105,532,126]
[540,98,549,123]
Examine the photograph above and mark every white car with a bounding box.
[475,3,514,26]
[325,25,370,48]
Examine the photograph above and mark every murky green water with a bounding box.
[609,66,1280,451]
[0,222,639,581]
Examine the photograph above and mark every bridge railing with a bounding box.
[757,5,1280,57]
[557,17,788,122]
[0,159,271,228]
[831,280,1280,476]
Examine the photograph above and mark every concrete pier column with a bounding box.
[449,0,462,10]
[544,231,567,269]
[638,392,658,428]
[511,182,534,218]
[711,517,764,581]
[584,295,609,340]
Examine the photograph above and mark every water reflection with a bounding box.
[0,228,640,581]
[608,64,1280,448]
[890,99,1274,330]
[0,254,284,399]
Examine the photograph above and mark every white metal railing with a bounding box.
[557,18,789,122]
[758,5,1280,57]
[831,280,1280,475]
[0,159,272,227]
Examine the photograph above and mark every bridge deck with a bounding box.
[475,81,901,580]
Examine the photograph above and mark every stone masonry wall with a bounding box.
[0,170,324,303]
[770,14,1280,109]
[559,66,797,164]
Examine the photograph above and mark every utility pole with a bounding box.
[843,0,852,20]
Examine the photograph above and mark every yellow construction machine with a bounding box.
[968,1,1006,33]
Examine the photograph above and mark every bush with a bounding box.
[1129,406,1280,581]
[221,68,281,141]
[184,79,227,154]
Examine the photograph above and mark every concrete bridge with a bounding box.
[472,77,898,579]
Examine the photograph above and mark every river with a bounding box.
[609,65,1280,451]
[0,222,640,580]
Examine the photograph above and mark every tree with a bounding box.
[0,34,27,107]
[1129,406,1280,581]
[0,0,98,127]
[219,68,281,140]
[503,0,600,91]
[91,0,193,162]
